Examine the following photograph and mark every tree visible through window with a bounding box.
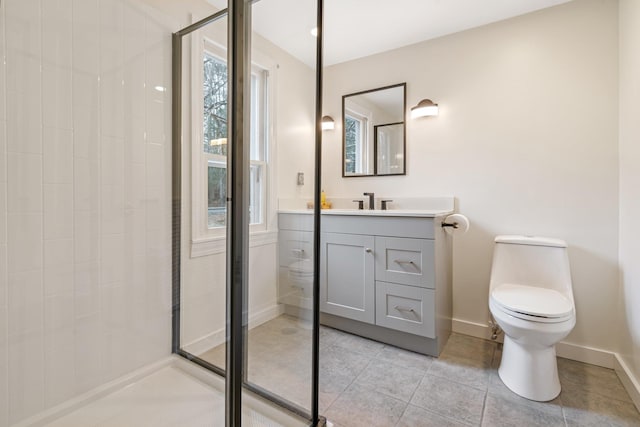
[203,51,266,230]
[345,114,362,174]
[204,53,228,228]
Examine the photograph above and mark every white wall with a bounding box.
[0,0,173,425]
[618,0,640,401]
[322,0,620,352]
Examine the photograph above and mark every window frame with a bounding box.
[344,108,369,175]
[190,35,276,257]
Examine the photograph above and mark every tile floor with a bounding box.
[200,314,640,427]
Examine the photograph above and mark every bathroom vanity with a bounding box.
[278,207,453,357]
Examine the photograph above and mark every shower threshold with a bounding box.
[13,356,308,427]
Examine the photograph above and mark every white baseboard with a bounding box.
[452,317,640,412]
[614,354,640,411]
[183,304,285,356]
[452,318,500,342]
[14,357,174,427]
[452,317,616,367]
[556,341,615,369]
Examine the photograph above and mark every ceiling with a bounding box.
[208,0,573,67]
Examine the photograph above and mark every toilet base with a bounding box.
[498,335,561,401]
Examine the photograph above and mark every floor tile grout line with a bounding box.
[478,391,488,427]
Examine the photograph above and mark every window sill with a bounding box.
[190,229,278,258]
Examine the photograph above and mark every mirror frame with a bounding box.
[341,82,406,178]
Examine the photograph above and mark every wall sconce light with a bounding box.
[321,115,335,130]
[410,99,439,118]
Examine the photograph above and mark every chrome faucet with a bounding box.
[363,192,375,210]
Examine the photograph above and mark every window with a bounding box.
[344,111,367,174]
[202,49,267,231]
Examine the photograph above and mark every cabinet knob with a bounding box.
[365,248,372,253]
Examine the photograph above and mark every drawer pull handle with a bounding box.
[394,305,415,313]
[394,259,415,265]
[291,249,305,255]
[365,248,373,253]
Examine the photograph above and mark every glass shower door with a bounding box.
[173,0,322,424]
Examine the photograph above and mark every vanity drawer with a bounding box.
[279,230,314,267]
[375,281,435,338]
[375,237,434,288]
[279,213,314,232]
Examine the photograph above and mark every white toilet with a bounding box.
[489,235,576,401]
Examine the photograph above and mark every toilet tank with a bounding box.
[489,235,573,298]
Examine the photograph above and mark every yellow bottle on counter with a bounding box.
[321,189,326,206]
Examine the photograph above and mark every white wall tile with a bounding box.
[99,0,124,71]
[123,2,146,122]
[73,313,102,394]
[74,212,99,264]
[74,262,99,320]
[42,65,73,130]
[125,209,146,258]
[145,98,167,145]
[7,152,42,213]
[145,143,165,187]
[99,0,124,140]
[100,72,125,139]
[5,0,41,57]
[44,184,73,240]
[73,156,100,212]
[44,239,73,296]
[8,269,43,336]
[44,327,75,407]
[125,114,146,165]
[6,88,42,154]
[0,244,6,309]
[7,213,42,273]
[0,121,6,183]
[9,330,44,424]
[44,293,74,332]
[101,136,124,187]
[125,160,145,209]
[72,104,99,160]
[101,185,124,235]
[44,128,73,184]
[100,234,124,285]
[0,304,7,427]
[44,239,73,269]
[145,185,168,232]
[42,0,72,69]
[0,185,5,246]
[0,2,6,126]
[2,0,174,420]
[72,0,98,75]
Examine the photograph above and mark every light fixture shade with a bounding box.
[411,99,439,118]
[321,115,335,130]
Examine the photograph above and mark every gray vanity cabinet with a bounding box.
[278,211,452,356]
[320,213,452,356]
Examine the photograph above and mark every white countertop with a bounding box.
[277,208,454,218]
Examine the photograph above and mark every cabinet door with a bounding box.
[320,233,375,324]
[375,237,434,288]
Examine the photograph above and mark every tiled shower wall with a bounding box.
[0,0,173,425]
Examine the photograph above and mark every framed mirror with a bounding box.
[342,83,406,177]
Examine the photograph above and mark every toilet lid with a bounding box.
[491,284,573,318]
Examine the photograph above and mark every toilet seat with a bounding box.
[491,284,574,323]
